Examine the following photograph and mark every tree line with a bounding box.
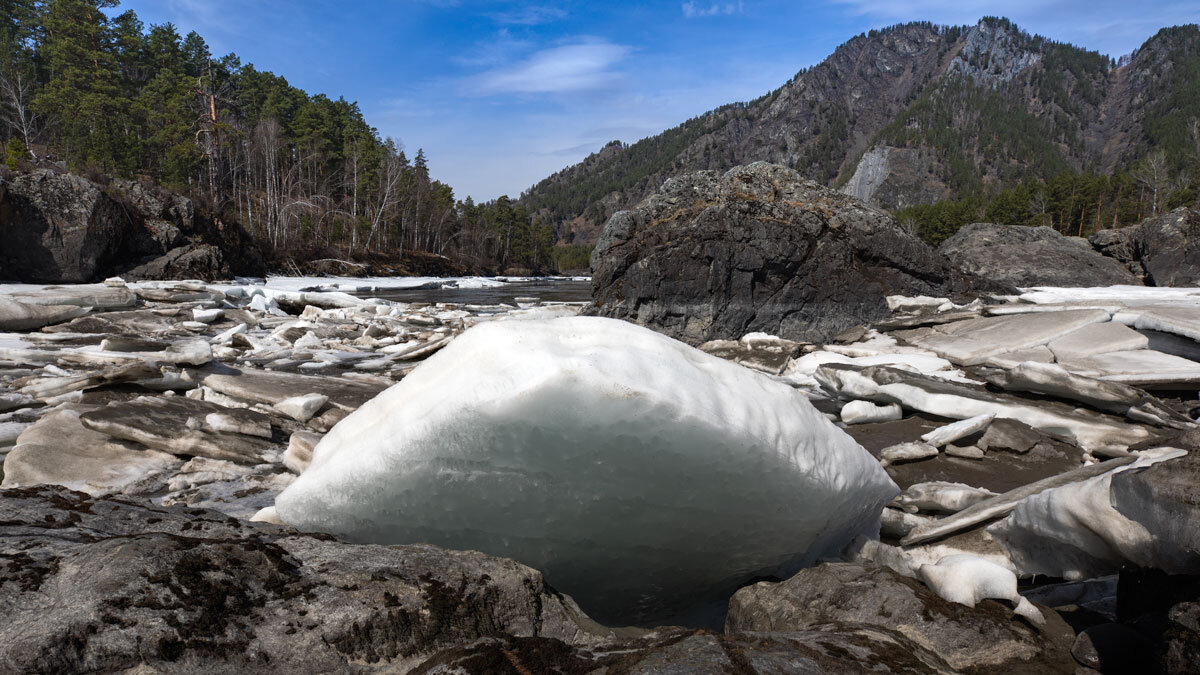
[896,155,1199,246]
[0,0,575,273]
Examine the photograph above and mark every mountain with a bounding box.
[521,18,1200,245]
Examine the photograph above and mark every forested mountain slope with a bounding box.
[522,18,1200,246]
[0,0,562,275]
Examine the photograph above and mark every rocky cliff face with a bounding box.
[523,19,1200,239]
[0,170,264,283]
[587,163,1000,344]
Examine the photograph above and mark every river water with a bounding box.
[368,278,593,305]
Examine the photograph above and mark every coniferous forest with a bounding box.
[0,0,570,273]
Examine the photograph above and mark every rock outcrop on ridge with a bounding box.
[587,162,1004,345]
[937,223,1139,288]
[0,169,264,283]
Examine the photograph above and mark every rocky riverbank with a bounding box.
[0,273,1197,672]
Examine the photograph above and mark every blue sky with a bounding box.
[113,1,1199,203]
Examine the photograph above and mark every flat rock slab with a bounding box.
[0,485,622,673]
[79,396,277,464]
[200,367,388,411]
[1,407,180,496]
[902,309,1110,366]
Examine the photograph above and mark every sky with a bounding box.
[112,0,1199,203]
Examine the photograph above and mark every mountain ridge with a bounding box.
[521,18,1200,245]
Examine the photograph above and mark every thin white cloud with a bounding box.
[682,1,744,19]
[471,39,632,95]
[490,5,567,25]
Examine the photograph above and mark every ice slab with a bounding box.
[988,449,1190,580]
[816,364,1149,454]
[274,316,898,626]
[1057,349,1200,387]
[1046,321,1148,360]
[902,310,1110,366]
[1018,286,1200,308]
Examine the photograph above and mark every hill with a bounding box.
[521,18,1200,245]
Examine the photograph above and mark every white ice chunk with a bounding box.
[988,448,1189,580]
[921,414,995,448]
[192,308,224,324]
[273,393,329,423]
[840,400,902,425]
[918,554,1044,624]
[1047,321,1148,360]
[273,316,898,625]
[896,481,998,513]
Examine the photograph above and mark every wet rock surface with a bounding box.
[587,162,1001,345]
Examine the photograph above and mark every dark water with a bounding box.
[369,279,592,305]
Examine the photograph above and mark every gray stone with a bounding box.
[587,162,1000,345]
[413,627,957,674]
[978,418,1045,453]
[938,222,1139,287]
[0,485,624,673]
[1090,207,1200,286]
[726,562,1074,672]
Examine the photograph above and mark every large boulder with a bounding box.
[0,170,137,282]
[0,485,622,673]
[726,562,1075,673]
[122,243,231,281]
[587,162,1001,345]
[938,223,1139,287]
[1090,207,1200,286]
[0,169,264,282]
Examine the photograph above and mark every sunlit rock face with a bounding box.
[274,316,898,626]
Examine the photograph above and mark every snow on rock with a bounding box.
[273,316,898,625]
[840,400,902,425]
[896,481,998,514]
[988,449,1191,580]
[878,441,939,467]
[917,554,1045,625]
[273,393,329,423]
[921,414,995,448]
